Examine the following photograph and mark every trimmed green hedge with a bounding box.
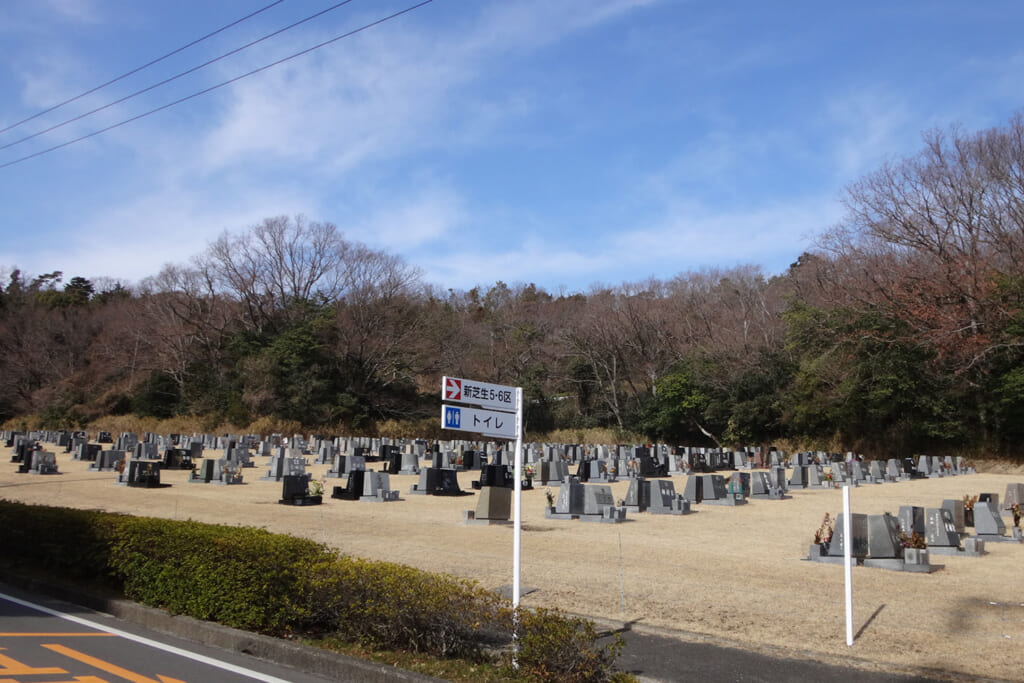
[0,500,622,681]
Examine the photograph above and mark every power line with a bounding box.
[0,0,435,171]
[1,0,361,153]
[0,0,287,136]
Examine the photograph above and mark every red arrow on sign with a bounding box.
[444,377,461,400]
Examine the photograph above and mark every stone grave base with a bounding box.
[407,486,473,496]
[278,495,323,506]
[862,558,904,571]
[579,506,627,523]
[331,486,359,501]
[973,533,1022,544]
[209,479,243,486]
[543,507,577,520]
[750,493,790,500]
[702,497,747,506]
[806,555,860,566]
[360,492,400,502]
[900,560,944,573]
[928,545,986,557]
[125,481,170,489]
[462,511,511,526]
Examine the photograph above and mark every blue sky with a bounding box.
[1,1,1022,293]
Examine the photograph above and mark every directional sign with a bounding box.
[441,405,517,439]
[441,375,516,413]
[444,376,462,401]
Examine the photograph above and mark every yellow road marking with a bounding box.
[0,647,67,675]
[42,644,186,683]
[0,676,107,683]
[0,633,115,637]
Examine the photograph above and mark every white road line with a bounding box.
[0,590,294,683]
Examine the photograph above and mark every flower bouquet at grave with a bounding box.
[544,488,554,507]
[963,494,978,527]
[524,464,535,480]
[308,478,324,497]
[898,531,927,549]
[1012,503,1022,528]
[812,513,834,546]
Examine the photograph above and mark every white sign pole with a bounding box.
[511,387,524,669]
[512,386,523,606]
[843,482,854,646]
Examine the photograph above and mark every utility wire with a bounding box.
[0,0,287,136]
[1,0,360,152]
[0,0,435,171]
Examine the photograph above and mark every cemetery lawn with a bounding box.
[4,450,1024,682]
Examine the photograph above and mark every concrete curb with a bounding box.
[0,570,444,683]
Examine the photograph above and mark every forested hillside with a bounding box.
[4,116,1024,458]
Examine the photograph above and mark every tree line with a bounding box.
[4,114,1024,458]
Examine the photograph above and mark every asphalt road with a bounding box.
[605,627,951,683]
[0,578,983,683]
[0,586,339,683]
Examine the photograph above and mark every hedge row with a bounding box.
[0,500,622,681]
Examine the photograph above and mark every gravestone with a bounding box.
[189,459,216,483]
[475,464,512,490]
[925,508,961,550]
[701,474,746,506]
[540,461,569,485]
[581,484,625,523]
[74,443,101,462]
[646,479,691,515]
[1003,483,1024,510]
[826,513,869,560]
[550,478,586,518]
[788,466,807,489]
[898,506,925,536]
[27,451,59,475]
[213,459,243,485]
[750,471,787,499]
[409,468,469,496]
[90,450,124,472]
[862,514,905,570]
[730,472,751,498]
[867,514,903,558]
[973,499,1018,541]
[162,448,192,470]
[940,499,966,534]
[623,477,650,512]
[279,474,321,506]
[807,465,825,488]
[332,470,366,500]
[122,459,164,488]
[886,459,902,481]
[468,486,511,523]
[361,472,399,502]
[683,475,702,504]
[399,451,421,475]
[869,461,885,483]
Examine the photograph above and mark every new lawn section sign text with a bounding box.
[442,376,515,413]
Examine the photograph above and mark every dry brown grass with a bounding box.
[4,440,1023,681]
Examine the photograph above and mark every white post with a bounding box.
[512,387,523,607]
[843,482,853,646]
[511,387,524,669]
